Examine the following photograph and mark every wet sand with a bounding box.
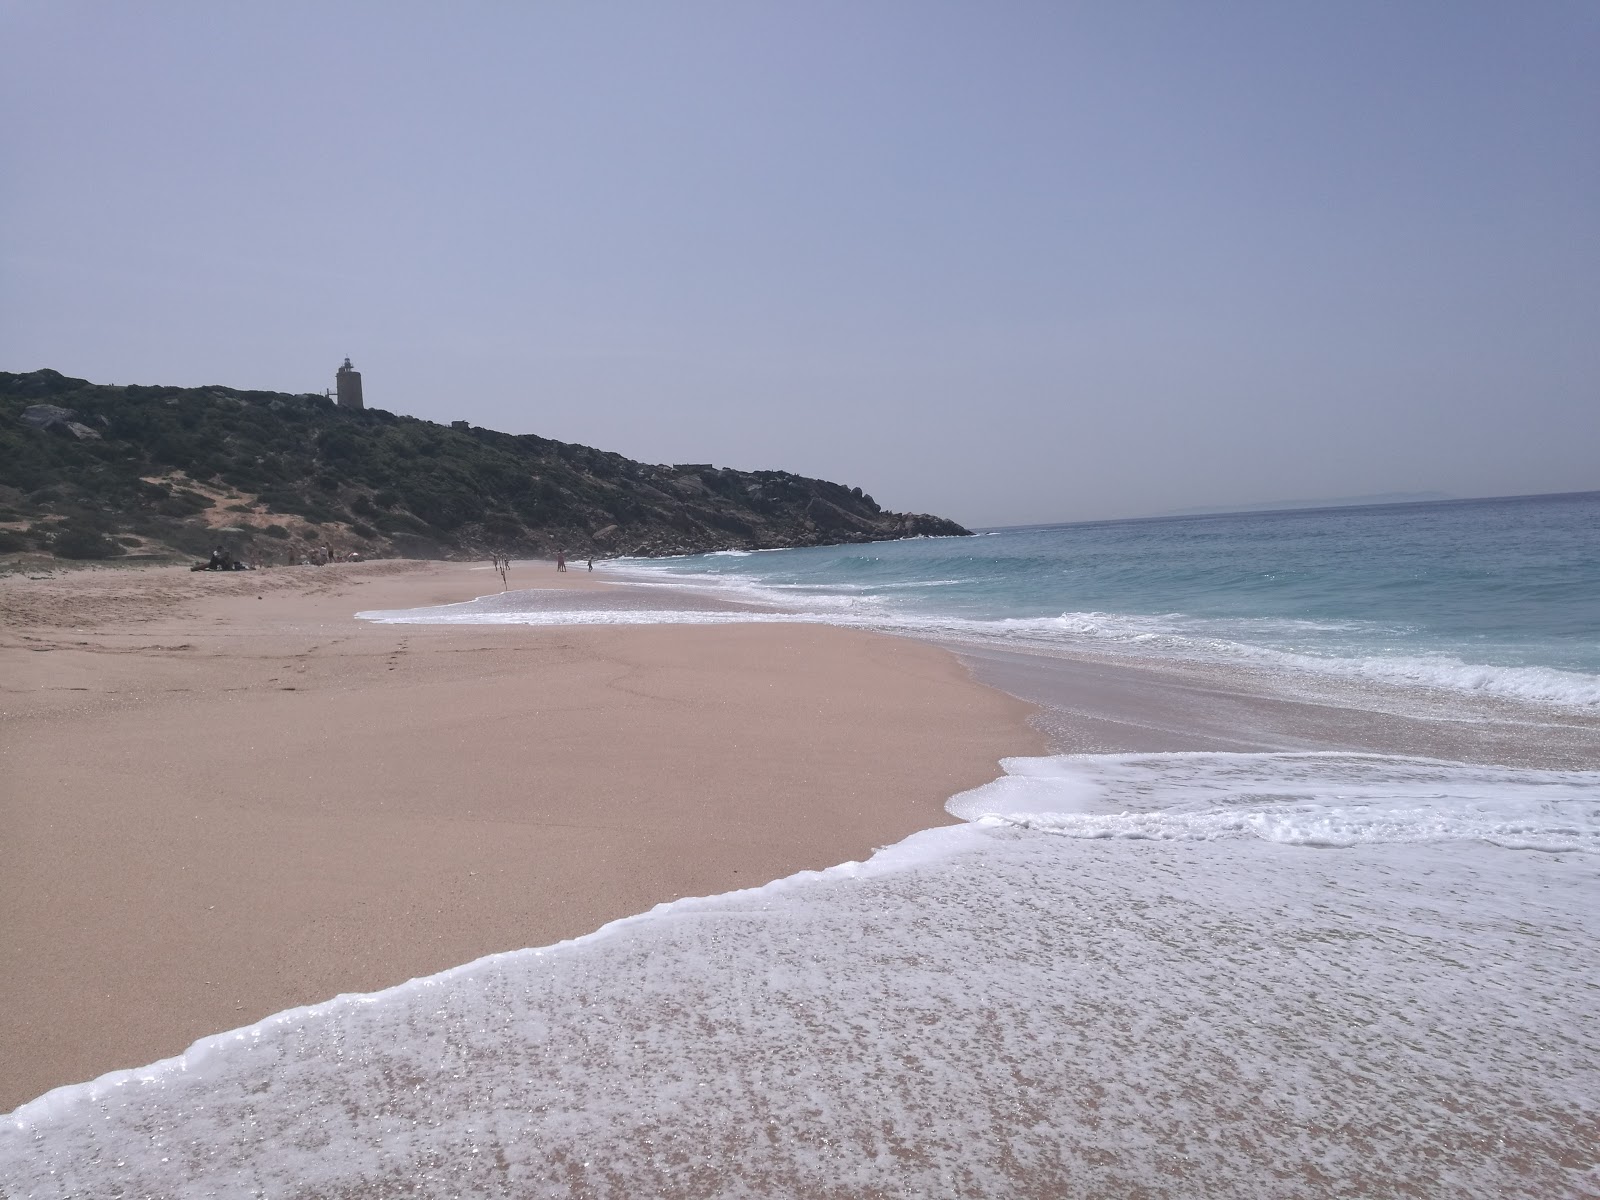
[0,560,1043,1112]
[959,643,1600,769]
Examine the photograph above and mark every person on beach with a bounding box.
[556,552,567,572]
[587,558,593,571]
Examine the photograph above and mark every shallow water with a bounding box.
[604,492,1600,711]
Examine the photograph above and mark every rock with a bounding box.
[668,475,710,498]
[18,404,77,430]
[17,405,102,439]
[895,513,966,538]
[804,496,875,535]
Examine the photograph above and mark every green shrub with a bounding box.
[262,524,291,539]
[481,516,524,542]
[53,523,125,559]
[375,511,429,535]
[156,490,213,517]
[257,489,306,513]
[167,525,224,557]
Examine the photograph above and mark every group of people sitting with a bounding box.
[193,544,365,571]
[193,546,250,572]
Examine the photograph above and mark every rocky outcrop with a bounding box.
[18,404,101,439]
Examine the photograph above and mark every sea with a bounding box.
[5,491,1598,1198]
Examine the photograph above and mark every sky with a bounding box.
[3,1,1596,527]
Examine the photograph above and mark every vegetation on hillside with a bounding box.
[0,369,968,564]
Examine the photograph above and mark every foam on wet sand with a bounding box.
[8,754,1596,1198]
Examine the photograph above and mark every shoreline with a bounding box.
[373,558,1599,770]
[6,557,1596,1198]
[0,559,1045,1112]
[955,641,1600,769]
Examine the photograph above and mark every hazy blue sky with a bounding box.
[4,2,1595,526]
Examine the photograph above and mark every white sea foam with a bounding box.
[882,608,1600,711]
[360,585,1600,713]
[951,752,1600,853]
[603,570,883,614]
[5,754,1597,1198]
[764,579,972,592]
[612,561,1600,711]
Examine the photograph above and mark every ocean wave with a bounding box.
[593,569,878,613]
[839,608,1600,711]
[760,578,972,593]
[1254,646,1600,709]
[360,590,1600,712]
[1020,611,1600,709]
[950,752,1600,853]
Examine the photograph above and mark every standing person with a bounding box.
[587,558,593,571]
[556,551,567,572]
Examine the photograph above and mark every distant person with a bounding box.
[556,552,567,572]
[209,546,225,570]
[587,558,593,571]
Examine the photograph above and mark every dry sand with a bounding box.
[0,559,1042,1113]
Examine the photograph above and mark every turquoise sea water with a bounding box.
[614,491,1600,709]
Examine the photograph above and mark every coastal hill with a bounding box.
[0,369,968,563]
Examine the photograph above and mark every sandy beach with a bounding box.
[0,559,1043,1113]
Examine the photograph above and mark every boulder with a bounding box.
[17,405,101,439]
[18,404,76,430]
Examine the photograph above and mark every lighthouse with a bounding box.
[335,357,364,410]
